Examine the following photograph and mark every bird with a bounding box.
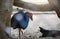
[39,27,60,37]
[11,9,33,38]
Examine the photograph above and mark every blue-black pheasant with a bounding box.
[11,10,33,37]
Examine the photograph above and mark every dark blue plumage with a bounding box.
[11,10,33,37]
[11,10,32,29]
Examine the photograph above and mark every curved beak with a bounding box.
[29,13,33,21]
[30,16,33,21]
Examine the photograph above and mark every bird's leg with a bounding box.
[19,28,20,39]
[18,28,21,39]
[18,28,23,39]
[19,28,23,35]
[20,29,23,35]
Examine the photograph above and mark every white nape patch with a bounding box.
[15,14,23,21]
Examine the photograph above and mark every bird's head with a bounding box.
[25,12,33,21]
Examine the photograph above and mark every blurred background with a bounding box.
[0,0,60,39]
